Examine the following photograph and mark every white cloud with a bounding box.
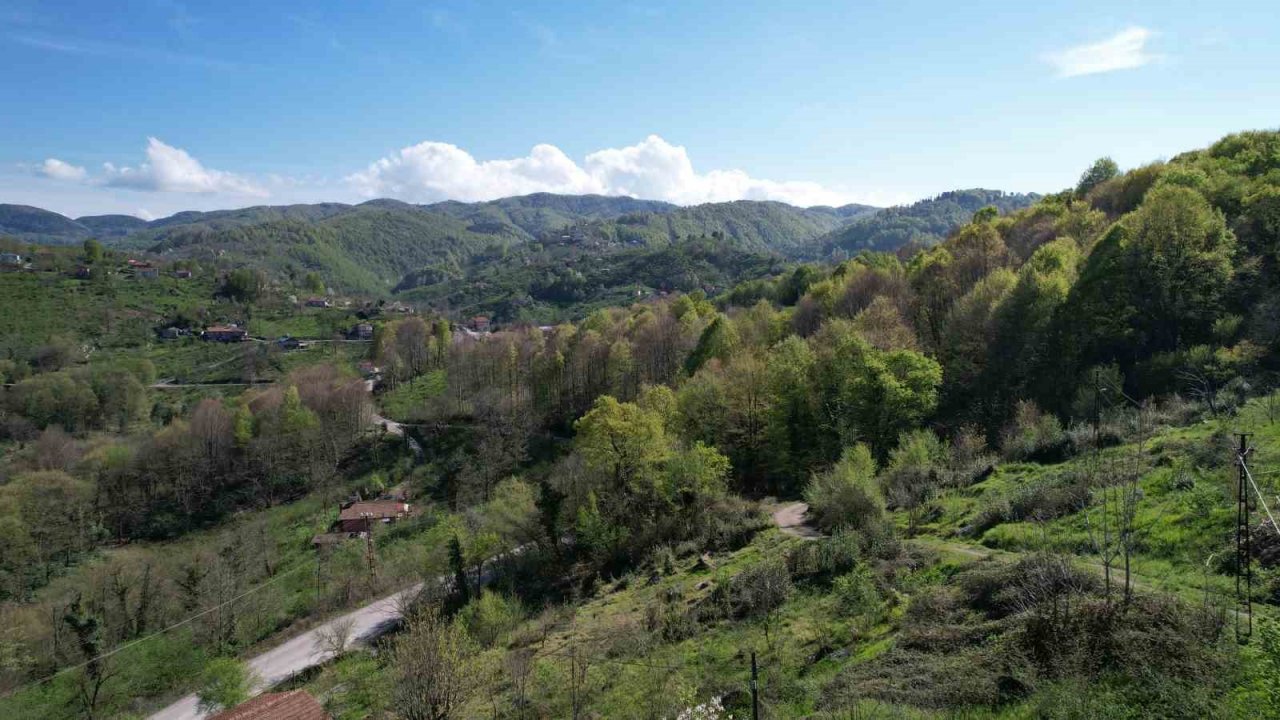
[40,158,87,182]
[1044,27,1156,78]
[348,134,878,207]
[101,137,267,196]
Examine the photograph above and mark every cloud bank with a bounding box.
[40,158,87,182]
[42,137,267,197]
[347,134,872,207]
[1044,27,1156,78]
[34,134,899,215]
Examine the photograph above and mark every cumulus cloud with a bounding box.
[101,137,266,196]
[1044,27,1157,78]
[347,134,871,207]
[40,158,88,182]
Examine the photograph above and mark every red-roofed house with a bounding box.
[336,500,412,533]
[208,690,330,720]
[203,324,249,342]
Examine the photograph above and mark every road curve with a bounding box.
[772,501,822,539]
[148,583,422,720]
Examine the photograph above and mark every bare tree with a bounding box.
[315,616,356,659]
[391,607,486,720]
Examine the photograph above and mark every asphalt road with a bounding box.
[148,582,422,720]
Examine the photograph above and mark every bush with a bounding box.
[456,590,524,648]
[1000,401,1067,462]
[805,444,884,533]
[787,531,861,584]
[833,566,881,618]
[719,558,793,620]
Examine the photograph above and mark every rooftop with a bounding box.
[208,691,330,720]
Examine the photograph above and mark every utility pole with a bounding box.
[1236,433,1254,643]
[750,651,759,720]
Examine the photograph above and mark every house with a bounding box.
[469,315,491,333]
[336,500,412,533]
[276,336,308,351]
[208,690,330,720]
[305,297,332,308]
[74,266,92,279]
[158,326,182,340]
[138,266,159,279]
[126,259,153,269]
[173,268,193,279]
[352,323,374,340]
[357,360,381,377]
[202,324,248,342]
[384,300,413,314]
[0,253,22,267]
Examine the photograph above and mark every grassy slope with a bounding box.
[292,398,1280,719]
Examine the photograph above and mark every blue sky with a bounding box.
[1,0,1277,218]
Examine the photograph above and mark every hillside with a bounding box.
[819,188,1038,255]
[0,203,93,243]
[3,129,1280,720]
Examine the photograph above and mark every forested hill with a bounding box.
[559,199,880,255]
[0,190,1026,304]
[818,188,1038,256]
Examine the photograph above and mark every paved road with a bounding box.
[148,582,422,720]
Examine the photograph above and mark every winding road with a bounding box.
[148,583,422,720]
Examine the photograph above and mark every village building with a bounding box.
[173,268,193,279]
[202,324,248,342]
[335,500,413,533]
[138,266,159,279]
[208,690,330,720]
[352,322,374,340]
[74,265,92,279]
[469,315,491,333]
[305,297,332,308]
[158,326,182,340]
[0,252,23,268]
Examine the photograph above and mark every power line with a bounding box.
[3,560,314,698]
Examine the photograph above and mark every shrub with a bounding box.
[1000,401,1067,461]
[787,531,861,584]
[456,590,524,648]
[833,566,881,618]
[805,444,884,533]
[720,558,793,620]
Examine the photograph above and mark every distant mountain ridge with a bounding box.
[0,190,1036,302]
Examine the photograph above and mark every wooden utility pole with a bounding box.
[751,651,759,720]
[1236,433,1254,643]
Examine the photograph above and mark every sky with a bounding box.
[0,0,1277,219]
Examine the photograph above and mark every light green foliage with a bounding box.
[575,395,669,492]
[196,657,256,714]
[812,320,942,457]
[805,444,884,532]
[457,590,525,648]
[659,441,730,506]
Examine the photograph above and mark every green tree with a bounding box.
[574,396,668,493]
[1076,156,1119,197]
[684,314,740,375]
[82,238,103,264]
[303,271,325,295]
[196,657,256,715]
